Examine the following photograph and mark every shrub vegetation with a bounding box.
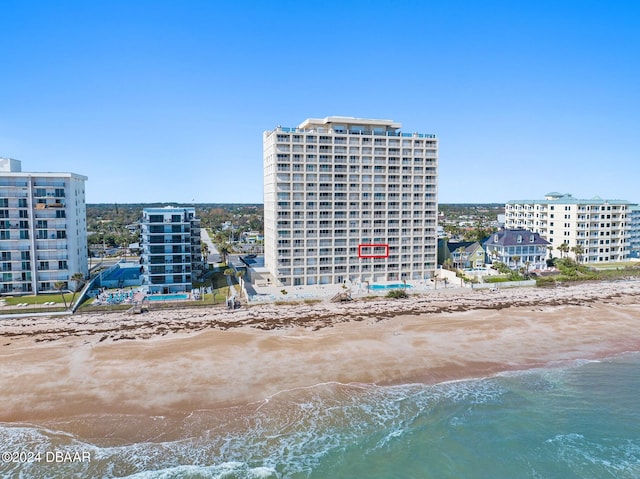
[386,289,408,299]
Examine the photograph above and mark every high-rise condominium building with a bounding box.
[263,116,438,286]
[139,206,203,294]
[0,158,88,294]
[505,192,630,263]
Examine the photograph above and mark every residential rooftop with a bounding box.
[268,116,436,138]
[298,116,402,130]
[506,193,631,206]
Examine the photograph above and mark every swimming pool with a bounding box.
[369,283,413,290]
[147,293,190,301]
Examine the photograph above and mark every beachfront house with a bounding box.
[440,240,485,269]
[483,229,549,271]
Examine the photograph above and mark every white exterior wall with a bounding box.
[0,160,88,294]
[505,196,630,263]
[264,117,438,286]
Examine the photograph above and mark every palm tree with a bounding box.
[54,281,68,309]
[219,244,230,265]
[201,242,209,263]
[69,272,86,306]
[547,245,554,259]
[223,268,234,295]
[557,243,570,259]
[571,244,585,264]
[511,255,521,270]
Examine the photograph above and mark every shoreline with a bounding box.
[1,280,640,430]
[2,279,639,344]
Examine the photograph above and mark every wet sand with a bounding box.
[1,281,639,427]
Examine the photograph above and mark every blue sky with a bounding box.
[1,0,639,204]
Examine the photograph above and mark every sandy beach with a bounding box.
[1,281,640,430]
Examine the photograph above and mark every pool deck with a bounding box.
[246,280,445,303]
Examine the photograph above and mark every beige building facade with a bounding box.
[263,116,438,286]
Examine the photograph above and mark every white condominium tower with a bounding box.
[263,116,438,287]
[505,192,630,263]
[0,158,88,294]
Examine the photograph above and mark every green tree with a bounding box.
[54,281,68,309]
[557,243,570,258]
[571,244,585,263]
[464,225,496,243]
[219,244,231,265]
[511,255,521,270]
[223,268,234,295]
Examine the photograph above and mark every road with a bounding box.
[200,228,221,265]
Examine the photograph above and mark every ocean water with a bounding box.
[2,353,639,478]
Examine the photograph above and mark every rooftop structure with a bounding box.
[263,117,438,286]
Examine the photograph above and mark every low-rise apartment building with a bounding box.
[505,193,630,263]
